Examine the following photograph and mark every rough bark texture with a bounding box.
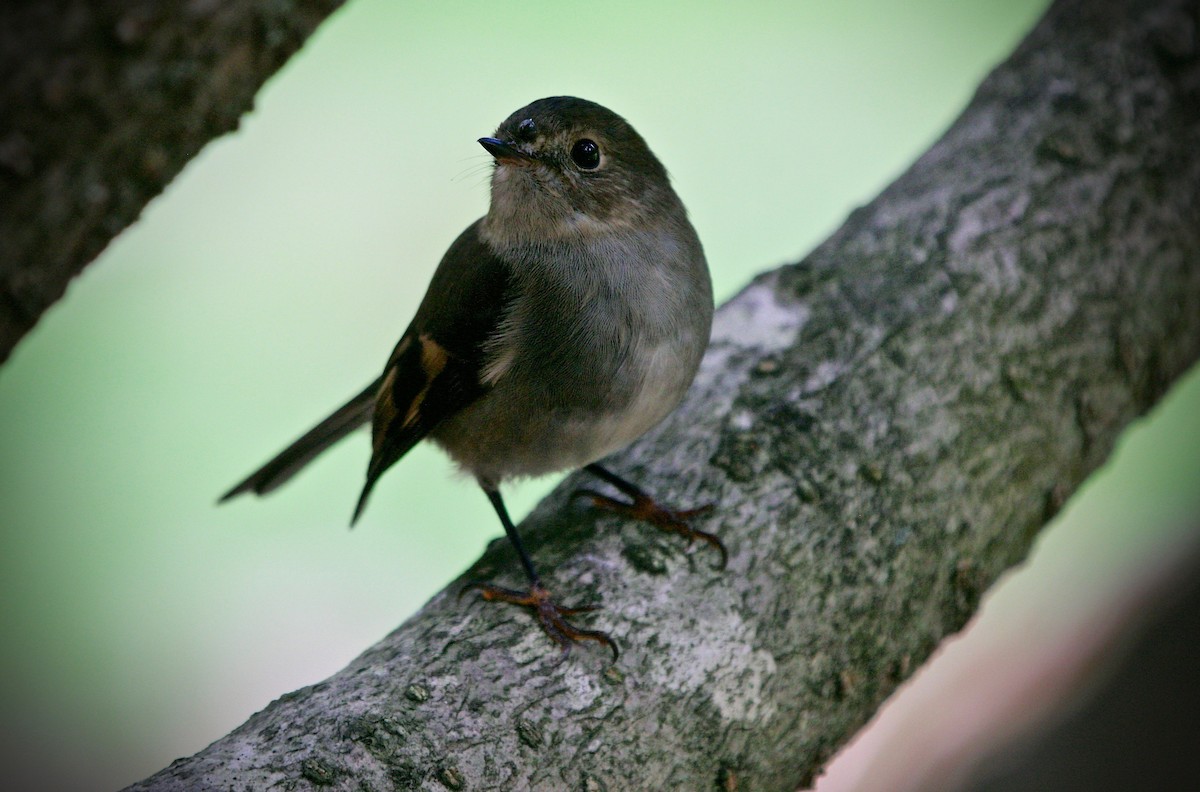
[0,0,344,364]
[127,0,1200,789]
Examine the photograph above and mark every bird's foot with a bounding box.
[575,489,727,570]
[460,582,618,660]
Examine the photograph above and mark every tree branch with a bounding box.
[0,0,343,364]
[127,0,1200,789]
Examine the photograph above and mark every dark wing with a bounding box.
[351,218,512,523]
[221,219,511,514]
[220,378,381,501]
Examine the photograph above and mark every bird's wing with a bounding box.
[221,219,512,515]
[352,218,513,522]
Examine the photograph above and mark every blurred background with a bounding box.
[2,1,1197,790]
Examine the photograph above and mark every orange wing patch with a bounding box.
[404,335,449,428]
[371,366,399,456]
[371,333,452,457]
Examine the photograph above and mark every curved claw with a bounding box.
[461,582,619,661]
[680,523,729,571]
[651,509,727,571]
[577,489,729,571]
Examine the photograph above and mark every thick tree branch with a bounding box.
[0,0,343,363]
[128,0,1200,789]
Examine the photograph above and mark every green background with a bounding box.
[2,1,1197,789]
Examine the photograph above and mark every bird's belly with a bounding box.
[430,339,695,485]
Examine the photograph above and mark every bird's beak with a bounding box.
[478,137,535,165]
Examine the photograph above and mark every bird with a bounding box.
[221,96,723,659]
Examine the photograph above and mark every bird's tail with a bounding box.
[220,377,381,502]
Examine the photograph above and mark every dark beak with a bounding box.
[478,137,534,164]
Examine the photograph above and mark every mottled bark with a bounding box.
[127,0,1200,789]
[0,0,343,363]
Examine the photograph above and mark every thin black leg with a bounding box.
[461,485,618,660]
[483,487,540,587]
[584,463,649,499]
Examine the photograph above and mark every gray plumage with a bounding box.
[223,96,718,658]
[224,96,712,516]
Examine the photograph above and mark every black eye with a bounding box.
[516,118,537,140]
[570,139,601,170]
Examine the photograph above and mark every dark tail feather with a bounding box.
[220,378,382,502]
[349,428,426,525]
[350,465,382,527]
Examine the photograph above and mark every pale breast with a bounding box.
[432,227,712,485]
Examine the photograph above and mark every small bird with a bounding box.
[222,97,723,659]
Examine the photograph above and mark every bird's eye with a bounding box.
[570,139,601,170]
[516,118,537,140]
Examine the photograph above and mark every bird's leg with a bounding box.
[461,486,618,660]
[576,463,727,570]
